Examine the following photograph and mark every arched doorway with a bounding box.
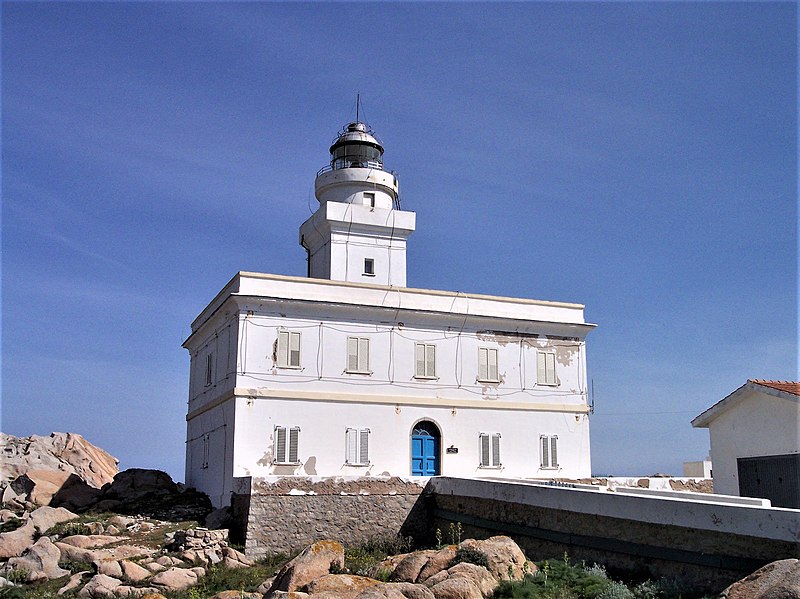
[411,420,441,476]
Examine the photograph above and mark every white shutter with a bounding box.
[540,435,549,468]
[347,338,359,372]
[358,338,370,372]
[415,344,426,377]
[537,352,546,384]
[359,429,370,465]
[478,348,488,381]
[488,349,498,381]
[550,436,558,468]
[277,332,288,367]
[289,332,301,367]
[426,345,436,377]
[345,428,357,464]
[491,433,501,467]
[275,427,287,463]
[288,427,300,463]
[547,353,557,385]
[480,434,490,467]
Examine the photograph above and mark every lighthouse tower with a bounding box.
[299,122,416,287]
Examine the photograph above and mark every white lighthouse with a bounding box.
[184,117,595,508]
[299,122,416,286]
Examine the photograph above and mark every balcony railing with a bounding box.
[316,160,385,177]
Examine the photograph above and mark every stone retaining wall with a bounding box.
[231,476,429,558]
[428,477,799,594]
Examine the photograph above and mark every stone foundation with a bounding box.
[231,476,430,558]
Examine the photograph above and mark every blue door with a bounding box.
[411,421,440,476]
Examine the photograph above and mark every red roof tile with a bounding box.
[748,380,800,396]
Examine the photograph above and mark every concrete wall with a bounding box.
[427,477,799,593]
[706,391,799,495]
[184,273,595,503]
[231,476,429,557]
[231,396,590,481]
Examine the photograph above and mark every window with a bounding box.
[478,347,499,382]
[347,337,370,373]
[277,331,301,368]
[345,428,370,465]
[201,434,210,469]
[205,353,214,386]
[479,433,501,468]
[415,343,436,378]
[537,351,557,386]
[364,192,375,208]
[364,258,375,276]
[540,435,559,469]
[274,426,300,464]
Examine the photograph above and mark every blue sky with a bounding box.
[3,2,796,481]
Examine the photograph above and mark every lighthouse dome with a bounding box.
[328,122,385,170]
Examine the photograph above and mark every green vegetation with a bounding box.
[0,518,24,534]
[492,556,702,599]
[161,556,288,598]
[450,546,490,569]
[43,522,92,538]
[343,534,414,577]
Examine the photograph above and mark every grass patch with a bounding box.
[0,518,25,534]
[492,557,713,599]
[343,534,414,577]
[45,522,93,538]
[160,555,289,598]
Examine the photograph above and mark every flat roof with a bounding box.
[188,271,596,340]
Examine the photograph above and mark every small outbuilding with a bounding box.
[692,380,799,508]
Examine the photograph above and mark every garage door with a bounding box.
[737,453,799,509]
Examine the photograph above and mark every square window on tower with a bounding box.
[364,258,375,276]
[364,192,376,208]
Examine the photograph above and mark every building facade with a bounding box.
[184,121,596,507]
[692,379,800,508]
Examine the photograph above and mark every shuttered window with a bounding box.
[277,331,301,368]
[205,353,214,386]
[201,434,210,469]
[415,344,436,378]
[537,351,557,386]
[479,433,502,468]
[347,337,370,373]
[274,426,301,464]
[540,435,558,469]
[478,348,499,382]
[345,428,370,465]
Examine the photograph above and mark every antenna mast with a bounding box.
[356,92,360,122]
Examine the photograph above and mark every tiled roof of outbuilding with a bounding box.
[749,380,800,396]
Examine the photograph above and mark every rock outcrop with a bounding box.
[1,432,118,492]
[268,540,346,594]
[720,559,800,599]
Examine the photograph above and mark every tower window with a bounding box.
[364,192,376,208]
[363,258,375,276]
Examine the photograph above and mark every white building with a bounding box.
[184,121,596,507]
[692,379,799,508]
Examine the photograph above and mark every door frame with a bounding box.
[410,418,442,476]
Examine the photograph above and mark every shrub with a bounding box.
[450,546,490,569]
[0,518,24,534]
[45,522,92,538]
